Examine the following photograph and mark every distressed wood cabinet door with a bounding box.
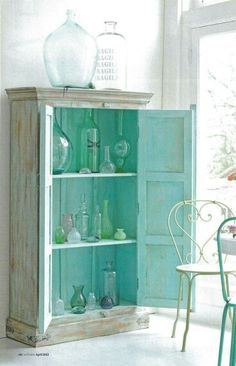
[39,105,53,333]
[137,110,195,307]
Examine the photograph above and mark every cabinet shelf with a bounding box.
[52,172,137,179]
[52,238,136,250]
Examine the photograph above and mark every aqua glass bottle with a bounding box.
[79,109,100,173]
[43,9,97,88]
[103,261,118,305]
[53,118,73,174]
[101,200,113,239]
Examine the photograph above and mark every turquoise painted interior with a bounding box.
[51,108,138,312]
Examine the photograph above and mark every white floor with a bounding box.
[0,306,232,366]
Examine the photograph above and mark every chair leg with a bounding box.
[181,275,194,352]
[218,304,228,366]
[229,308,236,366]
[172,273,183,338]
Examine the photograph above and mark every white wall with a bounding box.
[0,0,164,337]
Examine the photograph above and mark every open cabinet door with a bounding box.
[137,109,195,307]
[39,105,53,333]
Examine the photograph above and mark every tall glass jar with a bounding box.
[102,261,118,305]
[43,9,97,88]
[94,21,127,90]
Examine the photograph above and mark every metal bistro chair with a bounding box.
[168,200,235,352]
[217,217,236,366]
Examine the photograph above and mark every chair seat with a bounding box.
[176,263,236,275]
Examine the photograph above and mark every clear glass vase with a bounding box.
[43,9,97,88]
[53,118,73,174]
[94,21,127,90]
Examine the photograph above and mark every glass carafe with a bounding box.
[43,9,97,88]
[94,21,127,90]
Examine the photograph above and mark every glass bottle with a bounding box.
[43,9,97,88]
[93,205,102,240]
[54,225,65,244]
[114,228,126,240]
[70,285,87,308]
[67,227,81,243]
[101,200,113,239]
[53,117,73,174]
[61,213,74,241]
[99,146,116,173]
[55,298,65,316]
[75,195,89,240]
[103,261,118,305]
[94,21,127,90]
[79,109,100,173]
[87,292,96,310]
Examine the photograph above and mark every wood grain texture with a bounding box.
[6,87,153,109]
[6,306,149,347]
[10,100,40,326]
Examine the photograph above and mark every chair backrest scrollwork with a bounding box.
[168,200,234,265]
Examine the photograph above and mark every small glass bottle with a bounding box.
[95,21,127,90]
[75,195,89,240]
[103,261,118,305]
[87,292,96,310]
[93,205,102,240]
[99,146,116,173]
[55,298,65,316]
[55,225,65,244]
[67,227,81,243]
[61,213,74,241]
[101,200,113,239]
[79,109,100,173]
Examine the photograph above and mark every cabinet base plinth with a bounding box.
[6,306,149,347]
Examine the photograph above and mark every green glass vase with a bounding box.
[101,200,113,239]
[70,285,86,308]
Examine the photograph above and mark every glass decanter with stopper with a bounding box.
[75,194,89,240]
[43,9,97,88]
[94,21,127,90]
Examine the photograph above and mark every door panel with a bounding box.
[39,105,53,333]
[137,110,194,307]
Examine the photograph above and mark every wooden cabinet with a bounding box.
[6,88,194,346]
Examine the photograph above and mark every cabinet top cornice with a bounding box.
[5,87,153,108]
